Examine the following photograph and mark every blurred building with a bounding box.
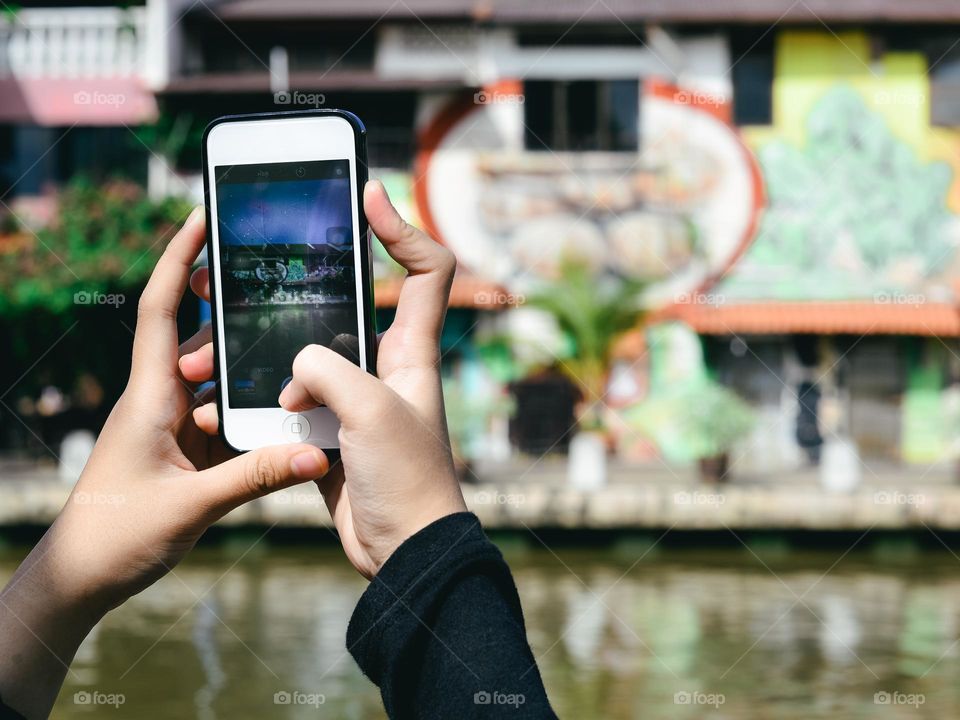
[5,0,960,473]
[0,2,157,222]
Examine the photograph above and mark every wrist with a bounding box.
[6,528,118,626]
[371,493,468,576]
[3,546,112,630]
[0,548,110,719]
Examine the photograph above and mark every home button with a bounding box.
[282,414,311,441]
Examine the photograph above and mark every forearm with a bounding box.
[413,572,552,715]
[0,535,108,719]
[347,513,555,719]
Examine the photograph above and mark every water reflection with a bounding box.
[193,598,225,720]
[0,545,958,717]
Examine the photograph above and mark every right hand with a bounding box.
[189,180,466,578]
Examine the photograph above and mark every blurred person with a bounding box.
[0,182,555,719]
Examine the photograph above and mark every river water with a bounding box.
[2,539,958,718]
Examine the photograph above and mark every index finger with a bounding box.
[365,180,455,355]
[131,207,205,384]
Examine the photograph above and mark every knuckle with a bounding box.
[137,289,173,323]
[292,344,324,376]
[399,217,419,241]
[245,454,281,497]
[137,291,157,320]
[438,246,457,276]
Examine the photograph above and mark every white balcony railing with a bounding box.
[0,7,147,79]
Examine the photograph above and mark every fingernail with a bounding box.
[290,450,326,478]
[187,206,203,226]
[178,348,198,367]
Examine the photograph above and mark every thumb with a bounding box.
[280,343,385,425]
[198,442,329,516]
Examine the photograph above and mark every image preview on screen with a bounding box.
[214,159,359,409]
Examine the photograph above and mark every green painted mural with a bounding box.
[723,31,960,303]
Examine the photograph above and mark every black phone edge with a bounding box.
[200,108,378,453]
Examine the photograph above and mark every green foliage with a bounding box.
[732,85,957,299]
[134,110,204,171]
[0,178,192,314]
[525,262,645,422]
[627,377,755,460]
[442,375,514,462]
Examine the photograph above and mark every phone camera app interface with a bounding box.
[215,160,359,409]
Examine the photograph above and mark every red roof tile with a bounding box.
[662,301,960,337]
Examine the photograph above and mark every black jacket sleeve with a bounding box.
[0,696,25,720]
[346,512,557,719]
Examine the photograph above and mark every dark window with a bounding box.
[730,28,774,126]
[523,80,639,151]
[57,128,147,184]
[186,22,375,75]
[926,37,960,126]
[0,127,147,196]
[516,27,643,48]
[160,90,418,172]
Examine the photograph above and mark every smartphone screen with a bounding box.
[214,159,360,409]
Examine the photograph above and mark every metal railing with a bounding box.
[0,7,147,78]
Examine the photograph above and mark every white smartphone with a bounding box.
[202,110,376,452]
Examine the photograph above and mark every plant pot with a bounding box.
[568,431,608,491]
[698,454,729,484]
[819,437,861,493]
[59,429,96,482]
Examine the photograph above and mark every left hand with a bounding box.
[0,207,328,719]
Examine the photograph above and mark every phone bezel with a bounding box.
[201,109,376,452]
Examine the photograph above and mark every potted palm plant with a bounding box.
[525,261,645,490]
[628,376,754,484]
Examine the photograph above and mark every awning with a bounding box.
[0,77,157,126]
[662,301,960,337]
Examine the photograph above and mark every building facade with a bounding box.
[6,0,960,475]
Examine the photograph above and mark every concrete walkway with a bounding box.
[1,456,958,530]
